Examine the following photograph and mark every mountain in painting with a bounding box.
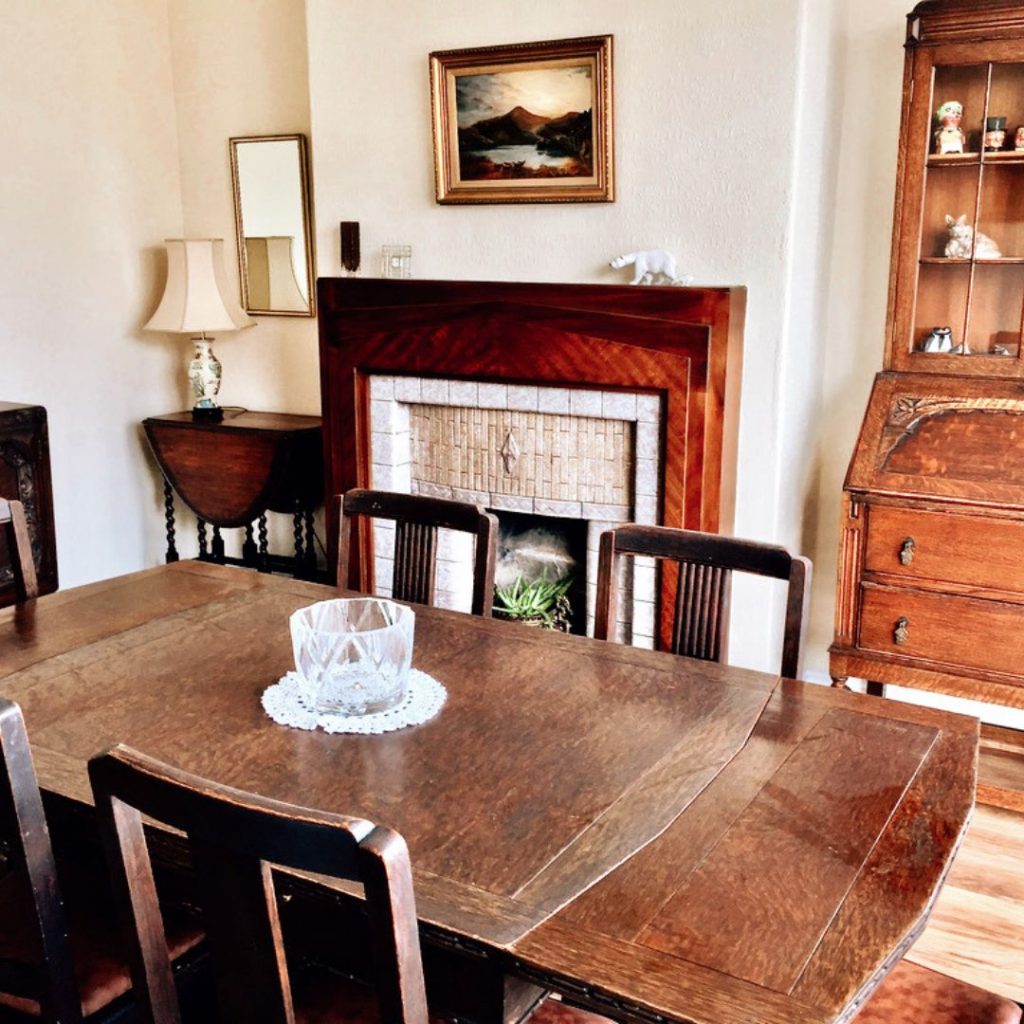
[458,106,593,165]
[459,106,553,149]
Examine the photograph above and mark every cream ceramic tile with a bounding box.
[394,376,422,402]
[478,382,508,409]
[538,388,570,414]
[634,492,658,524]
[570,390,603,417]
[601,391,637,420]
[636,421,659,461]
[449,380,478,406]
[491,494,533,512]
[636,394,661,423]
[508,385,539,411]
[534,498,582,519]
[635,458,659,498]
[421,379,450,404]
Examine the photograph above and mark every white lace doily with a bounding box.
[261,669,446,735]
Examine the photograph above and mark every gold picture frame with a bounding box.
[430,35,614,205]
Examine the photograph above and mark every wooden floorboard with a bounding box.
[978,724,1024,813]
[906,804,1024,1003]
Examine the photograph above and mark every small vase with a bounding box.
[188,338,222,418]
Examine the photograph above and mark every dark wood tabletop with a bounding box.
[0,563,977,1024]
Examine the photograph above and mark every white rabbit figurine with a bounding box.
[945,214,1002,259]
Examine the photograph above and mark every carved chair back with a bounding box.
[335,488,498,616]
[595,525,812,679]
[0,698,82,1023]
[0,499,39,602]
[88,745,430,1024]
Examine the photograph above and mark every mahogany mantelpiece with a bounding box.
[317,278,746,644]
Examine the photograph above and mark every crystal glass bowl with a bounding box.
[289,598,415,716]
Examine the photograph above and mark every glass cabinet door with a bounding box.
[906,57,1024,370]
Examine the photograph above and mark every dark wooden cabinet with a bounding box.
[832,3,1024,722]
[0,403,57,608]
[143,411,323,577]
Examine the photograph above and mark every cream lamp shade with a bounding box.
[145,238,254,422]
[144,238,255,335]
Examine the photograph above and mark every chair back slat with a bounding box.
[0,499,39,602]
[335,488,498,616]
[88,745,429,1024]
[596,525,812,679]
[672,561,729,662]
[0,698,82,1023]
[393,520,438,606]
[188,842,292,1024]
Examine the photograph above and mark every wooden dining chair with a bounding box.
[527,959,1022,1024]
[0,699,204,1023]
[594,524,812,678]
[0,499,38,603]
[335,488,498,616]
[87,744,431,1024]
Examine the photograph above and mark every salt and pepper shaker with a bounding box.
[985,116,1007,152]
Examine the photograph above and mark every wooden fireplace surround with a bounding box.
[318,277,745,645]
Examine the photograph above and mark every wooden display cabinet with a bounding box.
[832,2,1024,736]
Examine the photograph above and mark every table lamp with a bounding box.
[144,239,255,422]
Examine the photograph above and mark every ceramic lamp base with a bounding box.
[188,337,224,422]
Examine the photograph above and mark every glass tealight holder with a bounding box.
[289,598,414,716]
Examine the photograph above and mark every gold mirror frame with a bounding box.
[229,133,316,317]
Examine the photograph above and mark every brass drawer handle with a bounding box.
[899,537,916,566]
[894,617,910,646]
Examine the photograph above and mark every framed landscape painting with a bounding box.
[430,35,614,204]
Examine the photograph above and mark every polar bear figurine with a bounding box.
[610,249,693,286]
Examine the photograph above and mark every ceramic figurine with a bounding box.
[944,214,1002,259]
[922,326,954,353]
[985,116,1007,151]
[610,249,694,286]
[950,341,972,355]
[934,100,967,155]
[1016,126,1024,151]
[994,345,1012,356]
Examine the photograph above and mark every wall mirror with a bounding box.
[229,134,316,317]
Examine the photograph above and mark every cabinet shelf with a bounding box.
[927,152,1024,167]
[927,153,981,166]
[920,256,1024,264]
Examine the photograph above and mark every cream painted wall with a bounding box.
[807,0,909,674]
[1,0,185,588]
[164,0,318,559]
[305,0,842,672]
[166,0,318,420]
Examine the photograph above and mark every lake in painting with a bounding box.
[455,64,595,180]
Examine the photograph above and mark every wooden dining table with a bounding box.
[0,562,977,1024]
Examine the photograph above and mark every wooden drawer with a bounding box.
[865,506,1024,593]
[859,584,1024,677]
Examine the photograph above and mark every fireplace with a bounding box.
[318,278,744,649]
[366,374,661,644]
